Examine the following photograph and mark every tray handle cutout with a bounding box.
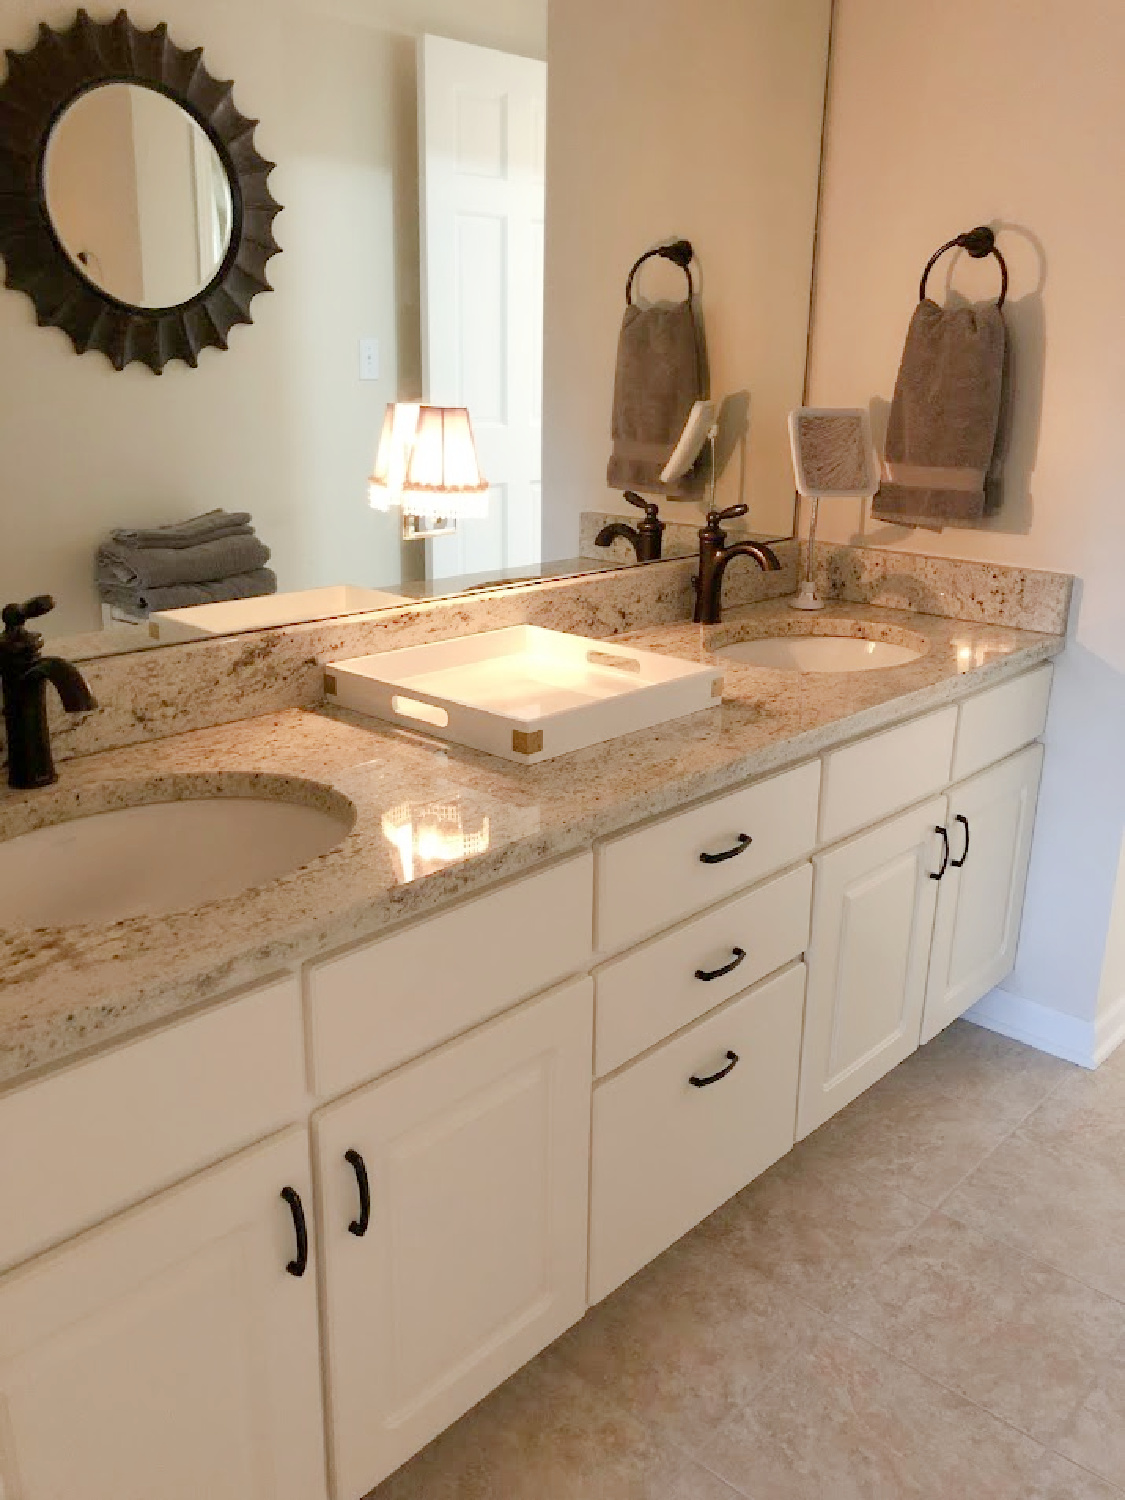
[586,650,641,673]
[391,696,450,729]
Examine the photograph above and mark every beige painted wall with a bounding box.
[0,0,546,636]
[541,0,832,557]
[808,0,1125,1027]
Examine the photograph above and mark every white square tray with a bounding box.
[324,626,722,764]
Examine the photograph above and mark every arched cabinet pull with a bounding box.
[700,833,752,866]
[695,948,747,983]
[690,1050,740,1088]
[345,1149,372,1238]
[952,814,971,869]
[281,1187,309,1278]
[931,826,951,882]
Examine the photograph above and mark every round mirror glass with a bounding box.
[43,82,234,310]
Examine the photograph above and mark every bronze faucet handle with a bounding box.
[709,504,749,525]
[623,490,662,522]
[2,596,54,634]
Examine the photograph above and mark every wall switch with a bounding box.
[359,338,380,381]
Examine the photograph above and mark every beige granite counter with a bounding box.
[0,599,1064,1089]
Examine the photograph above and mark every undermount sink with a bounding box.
[712,624,928,674]
[0,784,355,929]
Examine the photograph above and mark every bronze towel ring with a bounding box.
[919,226,1008,309]
[625,239,694,305]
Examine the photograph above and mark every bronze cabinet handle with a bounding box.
[700,834,752,866]
[952,814,971,869]
[695,948,747,983]
[689,1051,740,1088]
[281,1187,309,1277]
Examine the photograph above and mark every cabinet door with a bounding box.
[0,1129,327,1500]
[798,797,948,1139]
[315,979,593,1500]
[921,743,1044,1044]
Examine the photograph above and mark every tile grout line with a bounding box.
[547,1354,757,1500]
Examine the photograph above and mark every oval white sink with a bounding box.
[716,635,925,673]
[0,793,354,928]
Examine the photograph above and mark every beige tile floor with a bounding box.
[372,1022,1125,1499]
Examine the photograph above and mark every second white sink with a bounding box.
[714,629,927,674]
[0,789,354,929]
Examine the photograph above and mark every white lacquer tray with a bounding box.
[324,626,722,764]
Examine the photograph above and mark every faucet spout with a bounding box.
[594,521,642,553]
[29,657,98,714]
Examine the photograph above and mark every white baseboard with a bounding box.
[965,987,1125,1070]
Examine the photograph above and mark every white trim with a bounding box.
[1096,990,1125,1068]
[965,986,1125,1070]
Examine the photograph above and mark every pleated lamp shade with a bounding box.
[369,404,489,519]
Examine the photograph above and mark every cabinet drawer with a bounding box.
[953,664,1053,782]
[0,975,306,1275]
[595,863,812,1077]
[589,962,805,1303]
[819,706,957,845]
[596,761,821,954]
[306,853,593,1099]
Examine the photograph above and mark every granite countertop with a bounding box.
[0,599,1064,1089]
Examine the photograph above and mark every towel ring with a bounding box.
[919,226,1008,309]
[625,240,695,305]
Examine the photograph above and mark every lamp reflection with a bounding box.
[953,638,1011,673]
[382,801,491,884]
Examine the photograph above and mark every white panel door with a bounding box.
[922,743,1045,1044]
[0,1129,327,1500]
[315,979,592,1500]
[420,34,547,580]
[798,797,948,1139]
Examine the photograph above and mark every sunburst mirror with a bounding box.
[0,8,281,373]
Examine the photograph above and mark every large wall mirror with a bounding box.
[0,0,834,660]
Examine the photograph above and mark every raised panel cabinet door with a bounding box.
[921,743,1045,1044]
[0,1129,327,1500]
[798,797,948,1139]
[314,978,593,1500]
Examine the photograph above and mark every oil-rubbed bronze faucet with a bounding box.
[693,505,781,625]
[594,491,666,563]
[1,597,96,790]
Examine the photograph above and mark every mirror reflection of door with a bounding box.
[43,82,232,309]
[419,36,547,584]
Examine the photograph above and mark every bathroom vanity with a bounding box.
[0,595,1063,1500]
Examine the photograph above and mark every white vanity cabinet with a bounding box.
[0,1129,327,1500]
[0,659,1057,1500]
[798,797,948,1138]
[589,961,807,1302]
[313,979,593,1500]
[797,669,1052,1138]
[921,742,1044,1044]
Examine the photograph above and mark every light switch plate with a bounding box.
[359,337,380,381]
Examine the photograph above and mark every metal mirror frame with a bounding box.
[0,8,281,374]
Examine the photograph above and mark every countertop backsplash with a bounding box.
[0,541,1071,774]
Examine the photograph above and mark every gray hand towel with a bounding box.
[111,510,254,549]
[607,299,706,495]
[97,533,271,590]
[872,299,1006,528]
[99,569,278,615]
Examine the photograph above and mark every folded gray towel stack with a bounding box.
[97,510,277,616]
[607,287,708,497]
[110,509,254,549]
[872,300,1007,529]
